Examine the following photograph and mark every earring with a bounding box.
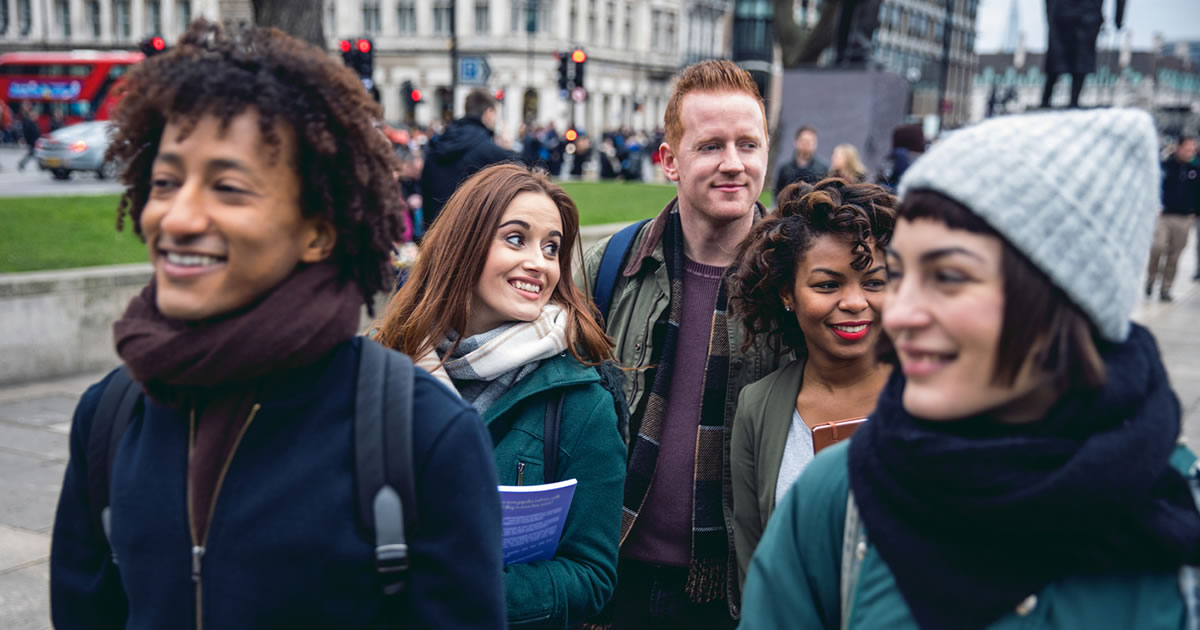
[784,304,793,312]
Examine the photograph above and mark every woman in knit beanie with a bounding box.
[739,108,1200,630]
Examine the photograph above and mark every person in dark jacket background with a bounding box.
[1147,136,1199,300]
[419,88,515,233]
[49,20,506,630]
[773,126,828,202]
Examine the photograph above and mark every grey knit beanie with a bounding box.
[898,108,1161,343]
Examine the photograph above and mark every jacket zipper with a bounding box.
[516,461,526,486]
[187,403,262,630]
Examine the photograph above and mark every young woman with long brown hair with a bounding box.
[375,162,627,629]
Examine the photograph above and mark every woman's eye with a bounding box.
[884,269,903,282]
[505,233,525,247]
[813,281,839,290]
[935,270,967,284]
[151,177,176,189]
[214,182,248,194]
[543,242,560,257]
[864,279,887,290]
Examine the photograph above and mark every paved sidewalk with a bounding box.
[1,242,1199,628]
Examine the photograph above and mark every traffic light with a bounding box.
[339,39,374,79]
[572,49,586,91]
[494,88,505,101]
[564,129,578,143]
[557,52,570,92]
[138,35,167,57]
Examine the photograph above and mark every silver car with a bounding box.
[34,121,118,181]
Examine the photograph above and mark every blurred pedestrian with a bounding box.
[49,20,506,630]
[17,103,40,171]
[419,89,516,234]
[774,126,828,201]
[376,163,627,629]
[728,178,895,592]
[829,143,869,183]
[877,123,925,191]
[742,109,1200,630]
[1147,136,1199,301]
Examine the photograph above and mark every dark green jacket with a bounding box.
[731,357,806,590]
[740,441,1196,629]
[576,198,786,615]
[486,353,626,629]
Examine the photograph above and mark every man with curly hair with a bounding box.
[49,20,505,629]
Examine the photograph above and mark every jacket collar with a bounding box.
[622,197,767,278]
[482,353,599,424]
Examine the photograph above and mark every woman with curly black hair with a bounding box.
[727,178,896,591]
[49,20,506,629]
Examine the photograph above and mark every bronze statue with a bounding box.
[780,0,882,68]
[1041,0,1126,108]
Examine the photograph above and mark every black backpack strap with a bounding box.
[85,365,142,559]
[355,338,416,597]
[543,393,565,483]
[593,218,649,320]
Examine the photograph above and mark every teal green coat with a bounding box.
[740,441,1193,629]
[485,353,626,629]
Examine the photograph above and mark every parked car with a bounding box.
[34,121,117,180]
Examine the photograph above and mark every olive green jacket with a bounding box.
[731,357,807,591]
[575,198,785,614]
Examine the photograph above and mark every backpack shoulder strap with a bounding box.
[355,338,416,597]
[593,218,650,320]
[543,392,565,483]
[86,365,142,555]
[840,489,867,630]
[1180,461,1200,630]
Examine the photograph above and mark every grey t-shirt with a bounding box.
[775,409,815,508]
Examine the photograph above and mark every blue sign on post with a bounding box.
[459,56,491,86]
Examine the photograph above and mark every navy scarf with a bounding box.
[848,324,1200,630]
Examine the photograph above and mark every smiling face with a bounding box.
[467,191,564,337]
[140,110,333,321]
[661,91,766,227]
[883,218,1054,421]
[784,234,886,362]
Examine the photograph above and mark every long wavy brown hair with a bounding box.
[374,163,613,364]
[729,178,896,354]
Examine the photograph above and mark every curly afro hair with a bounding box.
[729,178,897,354]
[106,19,402,308]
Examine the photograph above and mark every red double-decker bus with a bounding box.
[1,50,144,133]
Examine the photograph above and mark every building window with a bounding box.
[605,1,614,46]
[651,9,661,49]
[18,0,31,36]
[623,2,631,45]
[397,1,415,33]
[587,0,596,42]
[474,1,489,33]
[362,1,381,34]
[666,11,676,51]
[433,0,452,35]
[145,0,161,35]
[113,0,130,39]
[177,0,191,31]
[325,1,335,37]
[55,0,71,37]
[0,0,8,36]
[86,0,100,37]
[570,3,577,39]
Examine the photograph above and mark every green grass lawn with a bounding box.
[0,182,773,272]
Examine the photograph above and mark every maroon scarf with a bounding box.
[113,262,363,407]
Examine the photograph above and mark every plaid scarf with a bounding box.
[621,209,732,603]
[414,303,568,415]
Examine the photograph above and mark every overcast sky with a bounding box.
[975,0,1200,53]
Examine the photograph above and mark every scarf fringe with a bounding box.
[684,556,726,603]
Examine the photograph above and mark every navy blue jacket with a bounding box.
[50,337,506,629]
[419,116,515,232]
[1162,157,1200,216]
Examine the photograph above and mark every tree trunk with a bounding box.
[251,0,325,50]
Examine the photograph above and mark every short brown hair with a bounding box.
[374,163,613,365]
[890,191,1106,389]
[663,59,765,150]
[465,89,498,118]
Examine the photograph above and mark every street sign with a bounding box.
[571,87,587,102]
[459,56,492,86]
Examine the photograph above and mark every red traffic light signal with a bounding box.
[151,36,165,51]
[571,49,586,64]
[340,39,352,53]
[410,89,422,102]
[357,39,371,53]
[494,88,505,101]
[565,129,578,142]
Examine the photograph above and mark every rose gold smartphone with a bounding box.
[812,417,867,453]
